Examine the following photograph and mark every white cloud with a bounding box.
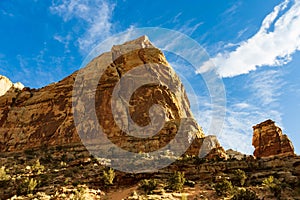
[194,1,293,154]
[50,0,115,53]
[198,0,300,77]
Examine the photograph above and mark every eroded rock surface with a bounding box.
[0,36,220,159]
[252,119,295,158]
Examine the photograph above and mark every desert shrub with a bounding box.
[214,179,233,196]
[17,178,39,195]
[71,186,86,200]
[32,159,45,174]
[0,166,10,181]
[167,171,186,191]
[27,178,39,193]
[103,168,115,185]
[231,188,259,200]
[262,176,282,199]
[140,179,158,194]
[232,169,247,186]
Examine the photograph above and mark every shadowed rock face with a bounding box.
[0,36,220,157]
[252,119,295,158]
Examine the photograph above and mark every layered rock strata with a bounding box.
[252,119,295,158]
[0,36,224,161]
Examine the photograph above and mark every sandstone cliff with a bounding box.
[252,119,295,158]
[0,36,223,160]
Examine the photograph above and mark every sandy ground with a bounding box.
[103,183,218,200]
[104,185,139,200]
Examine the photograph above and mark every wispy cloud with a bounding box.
[249,69,284,106]
[221,1,242,18]
[53,33,73,53]
[50,0,115,53]
[198,0,300,77]
[176,20,203,36]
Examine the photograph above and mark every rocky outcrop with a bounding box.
[0,36,220,159]
[226,149,245,160]
[252,119,295,158]
[0,75,24,96]
[198,135,227,160]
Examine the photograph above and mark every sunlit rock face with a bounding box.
[252,119,295,158]
[0,36,226,161]
[0,75,24,96]
[0,75,13,96]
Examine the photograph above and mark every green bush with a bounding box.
[0,166,10,181]
[231,188,259,200]
[140,179,158,194]
[262,176,282,199]
[103,168,115,185]
[214,179,233,196]
[167,171,186,191]
[232,169,247,186]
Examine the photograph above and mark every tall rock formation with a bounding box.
[252,119,295,158]
[0,36,222,160]
[0,75,24,96]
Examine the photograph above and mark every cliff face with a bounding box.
[0,36,215,157]
[252,119,295,158]
[0,74,79,151]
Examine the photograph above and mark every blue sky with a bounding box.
[0,0,299,154]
